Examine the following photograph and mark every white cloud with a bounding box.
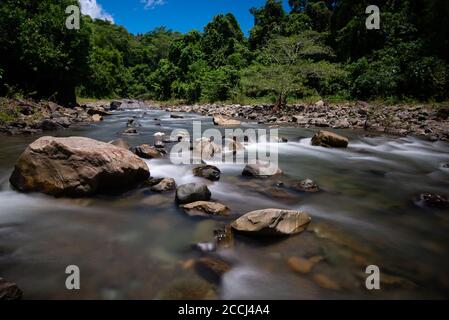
[141,0,166,10]
[78,0,114,23]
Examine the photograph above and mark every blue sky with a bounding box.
[79,0,291,35]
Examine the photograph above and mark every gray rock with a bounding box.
[176,183,212,204]
[231,208,311,236]
[193,165,221,181]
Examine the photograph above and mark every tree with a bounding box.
[0,0,91,105]
[242,36,305,109]
[249,0,286,49]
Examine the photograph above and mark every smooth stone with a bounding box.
[181,201,229,217]
[193,165,221,181]
[151,178,176,192]
[213,115,241,126]
[242,160,283,177]
[311,130,349,148]
[9,136,150,197]
[231,209,311,236]
[175,183,212,205]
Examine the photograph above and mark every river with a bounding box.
[0,106,448,299]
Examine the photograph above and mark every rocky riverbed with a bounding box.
[1,100,449,300]
[0,98,113,135]
[152,100,449,142]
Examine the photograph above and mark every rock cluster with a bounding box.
[153,101,449,141]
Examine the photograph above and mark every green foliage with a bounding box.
[0,0,91,105]
[0,0,448,105]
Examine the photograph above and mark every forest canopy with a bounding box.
[0,0,448,105]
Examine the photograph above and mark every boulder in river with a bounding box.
[193,164,221,181]
[170,114,184,119]
[242,160,282,177]
[151,178,176,192]
[9,136,150,197]
[176,183,212,204]
[213,115,241,126]
[231,208,311,236]
[311,130,349,148]
[131,144,163,159]
[181,201,229,217]
[0,278,23,300]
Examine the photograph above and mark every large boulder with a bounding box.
[311,130,349,148]
[213,115,241,126]
[231,209,311,236]
[9,136,150,197]
[242,160,282,177]
[193,165,221,181]
[181,201,229,217]
[176,183,211,204]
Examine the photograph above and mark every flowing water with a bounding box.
[0,107,448,299]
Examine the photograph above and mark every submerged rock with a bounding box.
[0,278,23,300]
[231,209,311,236]
[181,201,229,217]
[242,160,283,177]
[312,274,340,290]
[195,257,231,283]
[151,178,176,192]
[176,183,212,204]
[214,225,234,249]
[9,136,150,197]
[287,256,324,274]
[311,130,349,148]
[193,165,221,181]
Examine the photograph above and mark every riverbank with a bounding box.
[2,98,448,142]
[151,101,449,142]
[0,98,105,135]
